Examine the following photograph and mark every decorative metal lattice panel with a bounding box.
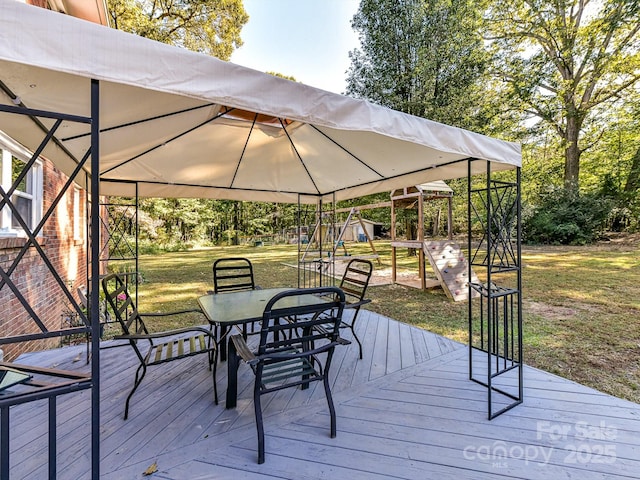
[468,165,523,419]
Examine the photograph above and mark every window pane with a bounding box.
[11,195,32,229]
[11,155,31,193]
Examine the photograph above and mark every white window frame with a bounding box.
[0,131,44,238]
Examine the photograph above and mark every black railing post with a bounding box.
[48,397,56,479]
[1,406,8,480]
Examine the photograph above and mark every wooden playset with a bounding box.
[390,182,478,301]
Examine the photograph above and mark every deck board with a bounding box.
[4,310,639,479]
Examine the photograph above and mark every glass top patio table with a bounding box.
[197,287,329,361]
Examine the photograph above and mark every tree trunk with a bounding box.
[232,201,239,245]
[433,206,441,236]
[624,146,640,193]
[564,114,581,191]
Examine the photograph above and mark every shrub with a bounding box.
[523,188,612,245]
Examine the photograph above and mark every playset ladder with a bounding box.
[423,241,479,301]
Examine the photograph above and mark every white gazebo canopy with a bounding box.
[0,1,520,204]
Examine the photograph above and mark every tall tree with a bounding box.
[346,0,489,130]
[485,0,640,191]
[108,0,248,61]
[622,99,640,195]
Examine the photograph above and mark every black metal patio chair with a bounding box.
[210,257,262,338]
[296,258,373,359]
[227,287,349,464]
[102,273,218,420]
[211,257,260,294]
[335,258,373,359]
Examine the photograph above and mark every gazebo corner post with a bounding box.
[391,195,397,284]
[135,182,140,304]
[89,78,101,480]
[467,159,473,381]
[318,197,323,286]
[468,159,523,420]
[517,166,524,403]
[329,192,336,286]
[297,194,301,288]
[486,161,494,419]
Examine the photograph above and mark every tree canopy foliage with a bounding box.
[346,0,490,130]
[484,0,640,191]
[346,0,640,242]
[108,0,248,60]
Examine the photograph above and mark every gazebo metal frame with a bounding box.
[0,77,522,478]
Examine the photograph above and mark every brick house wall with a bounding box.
[0,158,88,361]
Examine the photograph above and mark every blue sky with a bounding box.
[230,0,361,94]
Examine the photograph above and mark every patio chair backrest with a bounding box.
[102,273,148,338]
[335,259,373,360]
[213,257,257,293]
[339,258,373,304]
[257,287,345,358]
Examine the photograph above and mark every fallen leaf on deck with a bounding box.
[142,461,158,476]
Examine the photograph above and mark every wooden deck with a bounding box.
[6,310,640,479]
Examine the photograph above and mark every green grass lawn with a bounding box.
[114,240,640,404]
